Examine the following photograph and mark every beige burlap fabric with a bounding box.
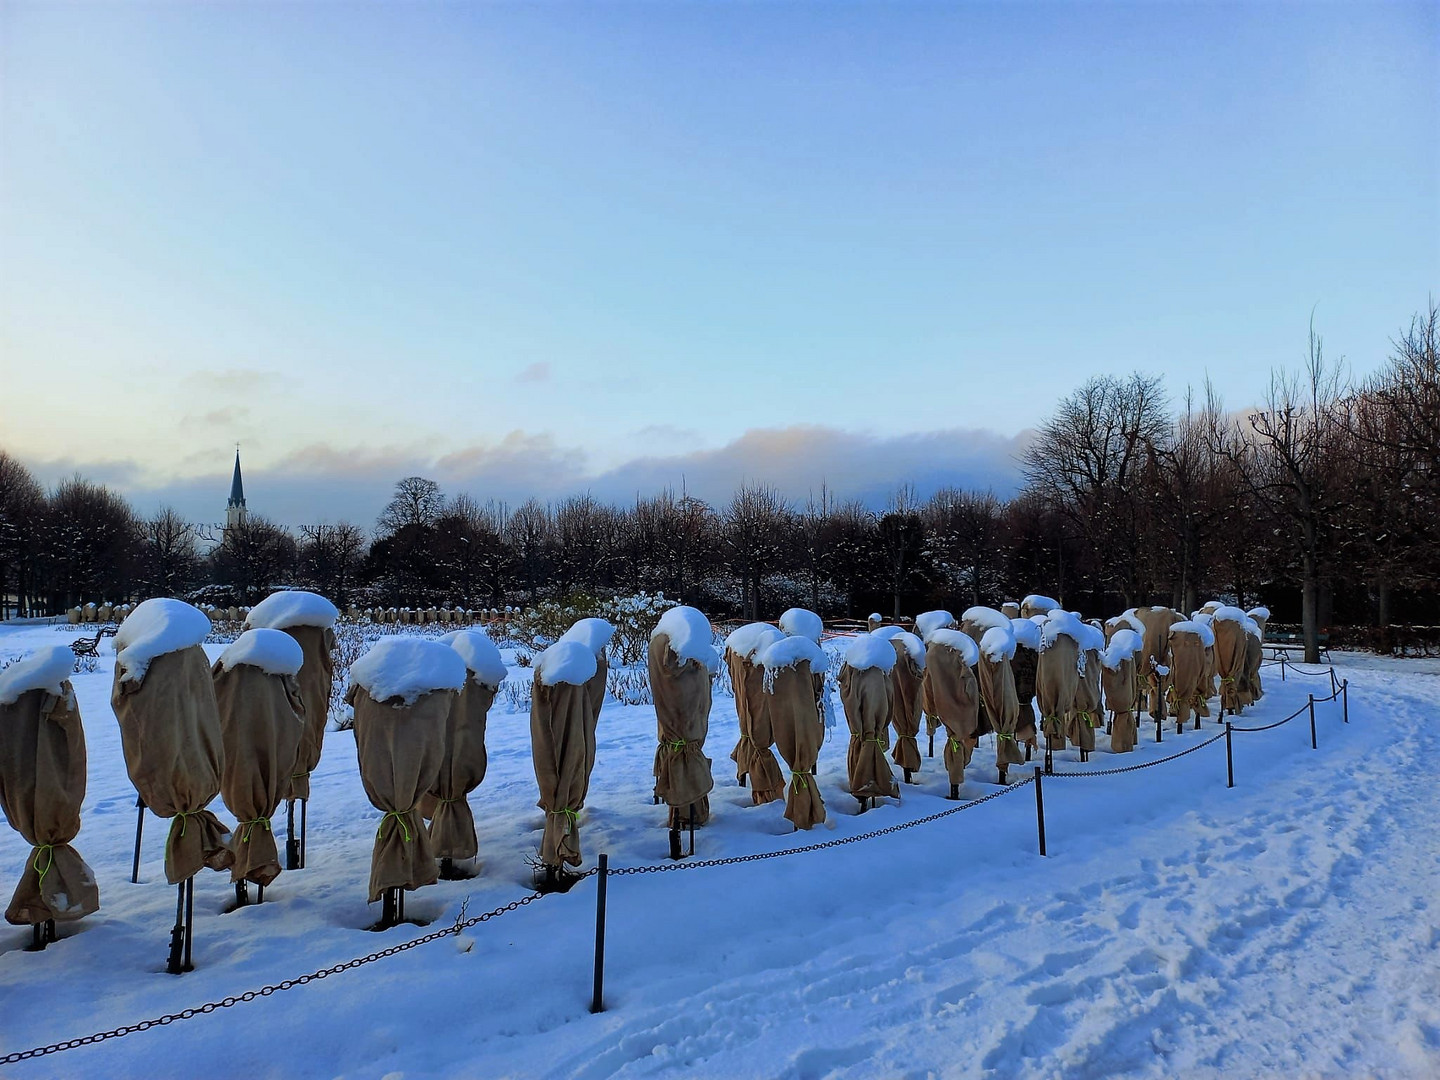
[1213,619,1248,713]
[1011,645,1039,748]
[838,664,898,799]
[0,684,100,925]
[726,647,785,805]
[976,652,1024,771]
[1067,649,1103,752]
[1168,630,1207,728]
[282,625,336,802]
[888,640,924,774]
[212,661,304,886]
[1135,607,1181,718]
[1036,634,1079,753]
[530,675,589,868]
[112,646,235,884]
[649,634,715,829]
[346,683,450,902]
[924,641,980,785]
[424,678,496,861]
[766,662,827,829]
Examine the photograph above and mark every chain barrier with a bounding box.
[0,891,546,1066]
[1227,703,1308,732]
[1046,728,1229,777]
[610,779,1033,876]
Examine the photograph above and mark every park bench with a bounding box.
[1265,630,1330,662]
[70,625,118,658]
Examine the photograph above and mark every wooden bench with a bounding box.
[70,625,118,657]
[1265,631,1331,662]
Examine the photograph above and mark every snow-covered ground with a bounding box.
[1,621,1437,1079]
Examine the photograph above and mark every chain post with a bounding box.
[591,854,608,1014]
[1309,695,1317,749]
[1033,766,1046,857]
[1342,679,1348,723]
[131,796,145,884]
[1225,722,1234,788]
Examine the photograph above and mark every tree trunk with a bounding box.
[1376,578,1392,655]
[1301,556,1320,665]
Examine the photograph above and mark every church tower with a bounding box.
[226,448,248,530]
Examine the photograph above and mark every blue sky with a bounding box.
[1,1,1435,526]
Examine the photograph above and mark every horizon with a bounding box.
[2,1,1436,527]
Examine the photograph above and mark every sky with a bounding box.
[1,1,1436,528]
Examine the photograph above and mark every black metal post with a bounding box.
[590,853,608,1014]
[687,804,696,857]
[1280,654,1287,681]
[928,732,934,758]
[131,796,145,884]
[1342,680,1348,723]
[1225,722,1234,788]
[1156,716,1162,743]
[286,799,299,871]
[183,876,194,971]
[1309,696,1317,749]
[1033,766,1047,857]
[167,881,186,974]
[300,798,308,869]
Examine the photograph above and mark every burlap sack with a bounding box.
[1169,630,1206,728]
[284,624,336,802]
[212,660,305,886]
[0,684,100,925]
[976,652,1024,770]
[1243,633,1263,705]
[924,642,980,785]
[1011,645,1039,746]
[649,634,714,828]
[346,683,450,901]
[920,665,942,739]
[1067,650,1102,752]
[888,640,924,774]
[726,648,785,805]
[838,664,898,799]
[529,675,588,868]
[1213,619,1248,713]
[1199,645,1216,717]
[1135,607,1181,717]
[766,663,826,829]
[424,678,496,860]
[112,646,234,884]
[1102,657,1138,752]
[581,652,608,803]
[1036,634,1079,753]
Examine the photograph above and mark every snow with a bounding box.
[981,624,1016,662]
[557,618,616,658]
[1248,606,1271,621]
[0,645,74,705]
[723,622,785,661]
[1213,605,1249,624]
[1106,612,1146,635]
[889,630,926,669]
[961,606,1011,632]
[913,610,956,641]
[652,606,721,673]
[439,630,507,689]
[1170,619,1216,648]
[536,639,598,688]
[1010,617,1042,651]
[843,634,897,673]
[4,615,1438,1080]
[867,612,883,622]
[757,634,827,674]
[1022,594,1060,613]
[217,628,304,677]
[347,636,466,705]
[244,591,339,631]
[927,627,980,667]
[111,598,212,685]
[1103,628,1144,670]
[1040,609,1091,652]
[870,625,905,641]
[777,608,823,643]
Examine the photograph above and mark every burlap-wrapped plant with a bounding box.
[1168,622,1211,729]
[1212,608,1251,713]
[1035,613,1082,754]
[530,640,596,868]
[0,647,100,926]
[759,636,828,830]
[723,623,786,805]
[1010,617,1042,751]
[211,629,305,887]
[976,625,1024,774]
[1101,629,1143,752]
[557,619,615,805]
[872,628,924,776]
[345,638,464,902]
[1135,606,1183,719]
[245,591,339,802]
[923,630,982,788]
[649,607,718,829]
[425,630,505,862]
[837,635,898,801]
[111,599,234,884]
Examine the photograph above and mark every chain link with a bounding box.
[1045,728,1228,777]
[610,779,1034,876]
[0,891,545,1066]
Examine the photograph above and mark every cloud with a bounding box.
[9,424,1032,530]
[515,362,551,384]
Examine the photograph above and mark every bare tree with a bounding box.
[0,452,44,618]
[924,488,1007,608]
[722,483,793,619]
[141,507,201,598]
[505,498,552,603]
[376,476,445,536]
[877,485,924,619]
[298,521,366,605]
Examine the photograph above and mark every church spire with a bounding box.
[226,447,248,529]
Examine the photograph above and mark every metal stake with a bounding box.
[286,799,299,871]
[1309,695,1317,749]
[131,796,146,884]
[1225,722,1234,788]
[300,798,308,869]
[1342,680,1348,723]
[590,853,609,1014]
[1033,766,1047,857]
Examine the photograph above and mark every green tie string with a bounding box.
[664,738,687,754]
[238,817,271,843]
[948,736,964,754]
[32,844,54,889]
[791,770,811,791]
[553,807,579,834]
[377,810,413,843]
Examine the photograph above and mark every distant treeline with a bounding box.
[2,306,1436,655]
